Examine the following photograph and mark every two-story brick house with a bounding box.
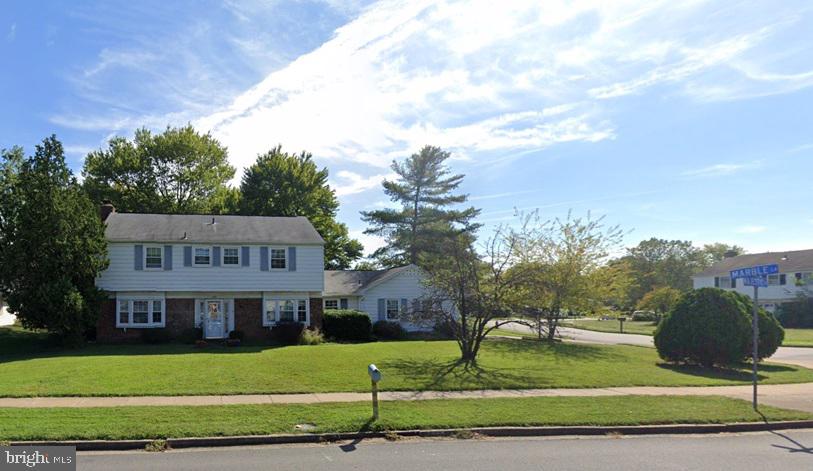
[95,205,430,342]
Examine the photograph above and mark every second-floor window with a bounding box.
[194,247,211,266]
[222,247,240,266]
[145,246,162,269]
[270,248,287,269]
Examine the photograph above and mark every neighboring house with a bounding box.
[693,249,813,312]
[0,298,14,327]
[95,205,432,342]
[323,265,430,330]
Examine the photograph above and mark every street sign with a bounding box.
[743,277,768,288]
[730,264,778,279]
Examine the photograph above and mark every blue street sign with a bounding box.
[743,277,768,288]
[730,264,779,279]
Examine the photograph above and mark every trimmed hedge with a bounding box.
[322,310,372,342]
[271,322,305,345]
[777,297,813,328]
[373,320,406,340]
[654,288,783,367]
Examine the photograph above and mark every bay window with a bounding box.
[263,298,308,325]
[116,297,165,328]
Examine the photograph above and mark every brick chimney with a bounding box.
[100,201,115,221]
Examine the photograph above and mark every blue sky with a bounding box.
[2,0,812,255]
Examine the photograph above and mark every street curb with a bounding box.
[11,420,813,451]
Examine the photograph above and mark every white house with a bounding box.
[692,249,813,312]
[323,265,429,330]
[94,205,432,342]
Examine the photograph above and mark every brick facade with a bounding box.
[97,296,322,343]
[96,298,195,343]
[234,298,269,342]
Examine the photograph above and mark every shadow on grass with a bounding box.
[482,338,628,361]
[378,357,535,390]
[656,362,797,382]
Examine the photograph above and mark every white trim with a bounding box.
[262,295,309,326]
[116,295,166,328]
[269,246,288,270]
[193,246,213,267]
[221,246,241,267]
[143,245,163,271]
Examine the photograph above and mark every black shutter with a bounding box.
[780,274,787,285]
[714,277,719,287]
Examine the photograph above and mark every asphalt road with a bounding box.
[78,431,813,470]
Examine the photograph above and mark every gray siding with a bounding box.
[97,243,324,293]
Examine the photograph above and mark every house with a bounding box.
[323,265,428,330]
[95,205,432,342]
[692,249,813,312]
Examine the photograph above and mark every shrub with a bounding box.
[299,328,325,345]
[228,330,244,341]
[776,297,813,328]
[178,328,203,344]
[373,320,407,340]
[322,310,372,342]
[271,322,305,345]
[141,329,172,344]
[631,310,658,322]
[655,288,784,367]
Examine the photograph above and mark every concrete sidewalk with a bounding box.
[2,382,813,412]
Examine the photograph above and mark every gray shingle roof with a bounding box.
[694,249,813,277]
[104,212,324,244]
[323,265,415,296]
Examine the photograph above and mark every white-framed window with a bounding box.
[144,246,163,270]
[194,247,212,266]
[768,274,780,286]
[324,299,339,310]
[799,272,813,285]
[270,247,287,269]
[222,247,240,266]
[263,298,308,325]
[717,276,732,289]
[116,297,165,328]
[386,299,400,320]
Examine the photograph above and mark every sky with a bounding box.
[1,0,812,256]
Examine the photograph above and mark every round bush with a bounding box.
[655,288,752,367]
[373,320,407,340]
[322,310,372,342]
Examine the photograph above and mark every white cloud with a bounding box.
[349,229,387,257]
[681,162,761,178]
[736,225,768,234]
[332,171,396,197]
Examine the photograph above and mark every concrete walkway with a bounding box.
[3,382,813,412]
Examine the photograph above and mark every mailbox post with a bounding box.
[368,364,382,420]
[618,316,626,334]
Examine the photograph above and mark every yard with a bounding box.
[1,395,808,441]
[2,326,813,397]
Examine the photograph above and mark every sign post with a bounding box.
[368,364,382,420]
[730,264,778,411]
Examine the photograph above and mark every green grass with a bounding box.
[2,326,813,397]
[783,329,813,347]
[562,319,658,335]
[0,395,808,441]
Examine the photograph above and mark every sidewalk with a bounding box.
[3,382,813,412]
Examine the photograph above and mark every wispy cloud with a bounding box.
[6,23,15,42]
[789,143,813,154]
[681,162,761,178]
[736,225,768,234]
[332,171,396,197]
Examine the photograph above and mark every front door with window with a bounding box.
[205,300,225,339]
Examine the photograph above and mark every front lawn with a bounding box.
[2,327,813,397]
[783,329,813,347]
[563,319,658,335]
[1,395,808,441]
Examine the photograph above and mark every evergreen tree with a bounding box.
[239,146,363,269]
[361,146,480,266]
[0,136,108,345]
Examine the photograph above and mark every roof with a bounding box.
[694,249,813,277]
[323,265,418,296]
[104,212,324,245]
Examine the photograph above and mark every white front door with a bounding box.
[204,300,225,339]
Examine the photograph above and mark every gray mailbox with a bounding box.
[368,364,382,383]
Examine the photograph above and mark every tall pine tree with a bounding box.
[361,146,480,266]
